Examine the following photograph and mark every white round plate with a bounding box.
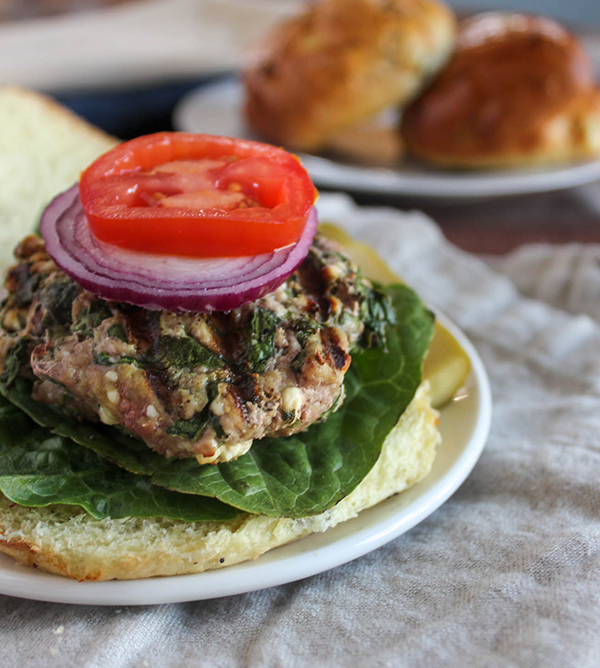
[0,313,491,606]
[173,78,600,199]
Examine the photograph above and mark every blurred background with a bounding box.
[452,1,600,26]
[2,0,600,253]
[1,1,599,25]
[0,0,598,138]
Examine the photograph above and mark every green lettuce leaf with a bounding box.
[0,397,241,522]
[0,284,434,519]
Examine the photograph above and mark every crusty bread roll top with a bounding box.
[244,0,456,151]
[401,13,600,168]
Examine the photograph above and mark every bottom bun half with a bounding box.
[0,383,439,581]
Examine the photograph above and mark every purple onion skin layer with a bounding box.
[40,185,318,313]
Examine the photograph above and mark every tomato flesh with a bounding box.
[79,133,317,258]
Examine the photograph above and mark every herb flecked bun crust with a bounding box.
[0,87,440,581]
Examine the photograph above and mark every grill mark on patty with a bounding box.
[144,367,175,412]
[226,373,261,424]
[120,305,160,354]
[5,264,38,308]
[296,254,326,296]
[235,373,260,403]
[318,297,332,320]
[207,311,245,365]
[119,307,192,411]
[321,327,350,371]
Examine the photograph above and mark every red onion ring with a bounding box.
[40,185,318,312]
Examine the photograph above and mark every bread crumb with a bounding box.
[52,626,64,635]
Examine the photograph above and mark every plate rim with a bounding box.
[0,312,492,606]
[173,77,600,199]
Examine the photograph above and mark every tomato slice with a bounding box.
[78,133,318,258]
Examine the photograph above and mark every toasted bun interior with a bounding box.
[0,87,117,274]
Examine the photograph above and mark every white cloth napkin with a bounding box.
[3,193,600,667]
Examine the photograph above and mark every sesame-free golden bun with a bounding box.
[244,0,456,152]
[401,13,600,168]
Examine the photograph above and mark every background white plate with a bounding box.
[0,312,492,606]
[174,78,600,199]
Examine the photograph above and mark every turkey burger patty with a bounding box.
[0,233,393,463]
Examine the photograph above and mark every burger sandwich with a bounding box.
[0,89,466,581]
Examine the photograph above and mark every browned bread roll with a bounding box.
[401,13,600,168]
[244,0,456,152]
